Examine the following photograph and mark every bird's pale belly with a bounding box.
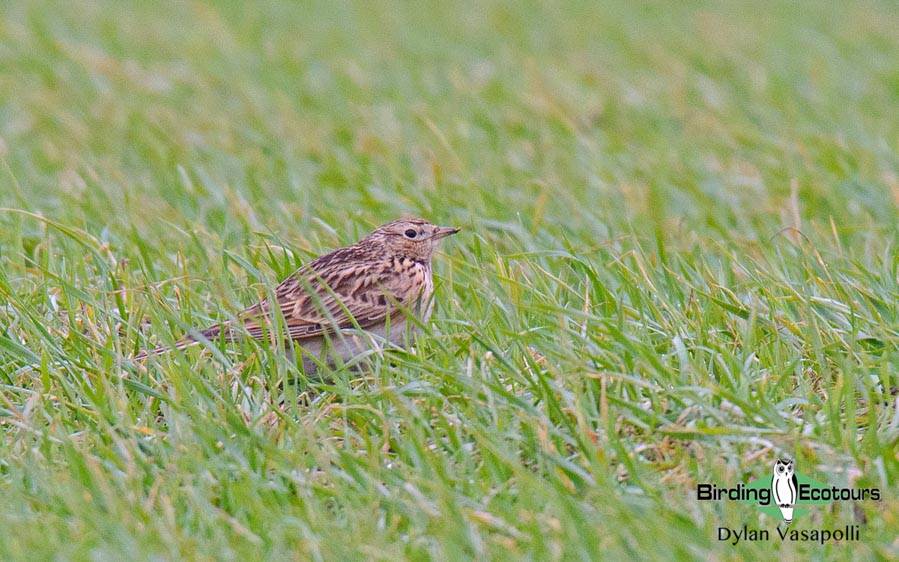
[288,317,419,374]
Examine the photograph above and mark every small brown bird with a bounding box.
[135,218,460,372]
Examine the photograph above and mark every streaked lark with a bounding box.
[135,218,460,372]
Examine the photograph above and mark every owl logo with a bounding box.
[771,458,798,524]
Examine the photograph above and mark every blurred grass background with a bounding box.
[0,0,897,559]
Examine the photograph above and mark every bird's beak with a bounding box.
[434,226,461,239]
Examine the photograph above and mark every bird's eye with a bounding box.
[404,229,417,239]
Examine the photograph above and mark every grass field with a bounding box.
[0,0,897,559]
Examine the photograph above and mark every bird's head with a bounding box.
[367,218,461,262]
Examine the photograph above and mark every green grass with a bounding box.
[0,0,897,559]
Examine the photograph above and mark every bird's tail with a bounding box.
[132,323,232,362]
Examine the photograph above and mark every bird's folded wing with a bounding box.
[238,265,419,341]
